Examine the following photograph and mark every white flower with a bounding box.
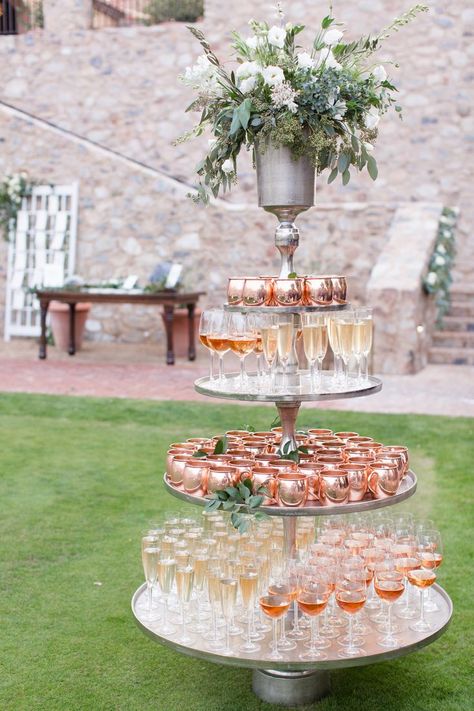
[426,272,437,285]
[240,76,257,93]
[296,52,314,70]
[434,255,446,266]
[267,25,286,49]
[364,142,374,152]
[323,29,343,46]
[262,65,285,86]
[372,65,387,82]
[236,60,260,79]
[208,138,217,149]
[245,36,259,50]
[332,99,347,120]
[365,106,380,129]
[317,47,341,70]
[437,244,447,255]
[221,159,234,174]
[271,81,299,113]
[181,55,222,97]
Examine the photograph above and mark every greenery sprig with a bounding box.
[422,207,457,326]
[0,173,35,241]
[204,478,267,533]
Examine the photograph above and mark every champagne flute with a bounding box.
[199,309,218,381]
[141,543,160,621]
[239,567,260,653]
[205,562,225,650]
[407,568,437,632]
[302,313,328,391]
[227,312,258,391]
[277,316,294,392]
[335,577,367,657]
[374,567,405,647]
[259,313,279,391]
[354,307,373,384]
[259,595,291,661]
[297,581,331,660]
[328,315,343,385]
[193,551,210,631]
[335,310,355,387]
[220,577,239,655]
[157,552,177,634]
[207,309,230,386]
[176,563,195,644]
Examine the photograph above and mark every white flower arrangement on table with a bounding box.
[0,172,34,241]
[423,207,458,325]
[177,2,428,203]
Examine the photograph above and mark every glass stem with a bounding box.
[181,601,186,639]
[239,357,245,389]
[272,618,278,651]
[310,360,315,389]
[209,351,214,381]
[293,600,300,633]
[147,582,153,615]
[212,607,218,641]
[282,359,288,391]
[226,621,230,652]
[310,616,316,652]
[420,589,425,625]
[247,613,252,645]
[218,355,224,383]
[348,614,353,649]
[387,603,392,638]
[362,353,369,382]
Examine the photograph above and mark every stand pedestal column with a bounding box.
[252,669,331,706]
[276,400,301,451]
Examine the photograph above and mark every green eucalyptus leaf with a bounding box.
[321,15,334,29]
[216,490,229,501]
[327,167,338,184]
[270,415,281,429]
[230,110,241,135]
[225,486,238,498]
[230,512,240,528]
[287,271,298,279]
[242,478,253,493]
[238,519,249,534]
[213,435,228,455]
[342,169,351,186]
[367,156,378,180]
[223,499,237,511]
[249,495,264,509]
[338,153,350,174]
[192,449,208,458]
[237,98,252,130]
[298,446,309,454]
[205,498,222,512]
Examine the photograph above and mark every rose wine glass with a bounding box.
[407,568,437,632]
[335,577,367,657]
[297,581,331,660]
[417,529,443,613]
[199,309,218,381]
[259,594,291,661]
[374,567,405,647]
[207,309,230,386]
[267,577,297,651]
[227,312,258,391]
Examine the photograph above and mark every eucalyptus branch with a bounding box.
[377,4,429,42]
[204,478,268,533]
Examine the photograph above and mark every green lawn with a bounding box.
[0,393,472,711]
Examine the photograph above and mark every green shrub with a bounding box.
[144,0,204,24]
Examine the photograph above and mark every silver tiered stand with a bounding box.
[132,160,452,706]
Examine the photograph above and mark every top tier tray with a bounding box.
[224,303,349,314]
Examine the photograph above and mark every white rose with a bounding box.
[434,255,446,266]
[221,159,234,174]
[372,65,387,82]
[236,60,260,79]
[267,25,286,49]
[426,272,437,285]
[262,65,285,86]
[365,106,380,129]
[240,76,257,93]
[323,29,343,46]
[296,52,314,69]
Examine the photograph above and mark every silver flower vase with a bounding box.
[255,140,315,278]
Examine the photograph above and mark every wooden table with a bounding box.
[34,289,205,365]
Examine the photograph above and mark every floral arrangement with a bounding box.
[423,207,457,325]
[178,2,428,203]
[0,173,34,241]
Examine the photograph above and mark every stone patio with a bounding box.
[1,339,472,417]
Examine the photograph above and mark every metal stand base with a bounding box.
[252,669,331,707]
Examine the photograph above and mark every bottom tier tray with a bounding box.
[132,583,452,704]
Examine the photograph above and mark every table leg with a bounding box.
[163,305,175,365]
[187,303,196,361]
[39,299,50,360]
[68,303,76,356]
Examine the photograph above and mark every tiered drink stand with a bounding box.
[132,160,452,706]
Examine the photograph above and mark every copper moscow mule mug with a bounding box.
[318,469,350,506]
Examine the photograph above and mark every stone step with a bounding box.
[428,347,474,366]
[432,331,474,348]
[450,284,474,298]
[440,315,474,332]
[449,302,474,318]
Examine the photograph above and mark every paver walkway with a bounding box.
[0,340,473,417]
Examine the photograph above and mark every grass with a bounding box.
[0,392,472,711]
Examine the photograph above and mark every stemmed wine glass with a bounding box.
[199,309,217,381]
[335,576,367,657]
[353,307,373,384]
[374,566,405,647]
[157,552,177,634]
[335,310,354,387]
[302,313,328,391]
[207,309,230,386]
[259,594,291,661]
[407,567,437,632]
[268,577,297,651]
[220,577,239,655]
[297,579,331,660]
[227,312,258,391]
[239,566,260,653]
[417,529,443,613]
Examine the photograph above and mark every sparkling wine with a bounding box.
[259,597,290,619]
[254,335,263,355]
[407,569,436,588]
[157,557,176,594]
[374,579,405,602]
[228,337,257,356]
[207,336,230,353]
[194,555,209,589]
[336,321,354,360]
[302,324,328,362]
[420,552,443,569]
[328,318,340,355]
[220,577,238,618]
[277,323,293,361]
[261,326,278,363]
[297,596,328,616]
[207,571,223,604]
[142,546,160,584]
[176,565,194,602]
[353,319,373,355]
[336,590,366,614]
[240,572,259,607]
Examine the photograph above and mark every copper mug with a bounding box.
[183,460,209,495]
[328,275,347,304]
[255,453,281,466]
[338,463,368,502]
[229,458,255,482]
[303,276,333,306]
[206,465,238,494]
[382,446,409,477]
[375,453,405,481]
[168,454,192,487]
[273,277,303,306]
[226,429,251,437]
[272,459,298,476]
[166,448,187,477]
[368,462,400,499]
[298,462,323,501]
[252,467,278,504]
[335,431,359,442]
[307,429,333,437]
[253,431,278,443]
[227,276,246,305]
[276,473,309,507]
[317,455,345,468]
[318,469,350,506]
[242,439,269,457]
[242,277,272,306]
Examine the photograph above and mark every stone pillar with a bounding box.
[367,203,443,374]
[43,0,93,33]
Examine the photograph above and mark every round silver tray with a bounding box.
[224,303,349,314]
[194,372,383,403]
[162,469,417,517]
[132,582,452,672]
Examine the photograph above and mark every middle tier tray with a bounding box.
[195,372,382,403]
[224,303,349,314]
[163,469,417,517]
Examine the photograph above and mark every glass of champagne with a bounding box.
[199,309,217,381]
[335,577,367,657]
[205,562,225,650]
[277,315,295,392]
[417,529,443,613]
[220,577,239,655]
[207,309,230,386]
[354,307,373,384]
[239,566,260,653]
[297,581,331,660]
[407,568,437,632]
[193,551,210,632]
[260,313,279,390]
[259,594,291,661]
[141,542,160,621]
[176,563,195,644]
[227,312,258,391]
[335,310,355,387]
[302,313,328,391]
[374,567,405,647]
[157,552,177,635]
[328,315,343,386]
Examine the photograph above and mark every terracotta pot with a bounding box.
[160,307,201,359]
[49,301,92,352]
